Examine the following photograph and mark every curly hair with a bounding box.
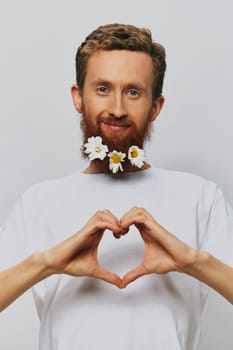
[75,23,166,100]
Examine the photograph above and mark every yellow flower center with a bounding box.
[131,148,139,158]
[95,146,101,153]
[111,153,121,164]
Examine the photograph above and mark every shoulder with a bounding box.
[153,166,215,184]
[152,167,219,199]
[21,171,84,206]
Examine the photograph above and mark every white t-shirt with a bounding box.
[1,167,233,350]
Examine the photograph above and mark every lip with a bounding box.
[101,121,130,131]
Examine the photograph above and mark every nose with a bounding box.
[108,93,127,119]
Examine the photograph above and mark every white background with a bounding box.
[0,0,233,348]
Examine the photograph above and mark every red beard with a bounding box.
[80,114,152,158]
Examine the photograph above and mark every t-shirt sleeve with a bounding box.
[0,197,28,271]
[199,184,233,266]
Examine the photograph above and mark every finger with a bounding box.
[119,207,137,230]
[120,226,129,235]
[112,232,121,239]
[95,210,121,226]
[101,209,120,223]
[121,264,148,288]
[120,207,150,229]
[85,218,122,237]
[89,210,123,235]
[121,210,173,248]
[101,210,129,237]
[112,226,129,239]
[94,266,123,288]
[120,207,165,241]
[94,210,128,238]
[59,219,120,259]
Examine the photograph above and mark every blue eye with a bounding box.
[128,89,139,97]
[97,86,108,94]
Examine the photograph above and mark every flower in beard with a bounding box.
[84,136,109,160]
[128,145,146,168]
[108,151,126,174]
[80,111,152,161]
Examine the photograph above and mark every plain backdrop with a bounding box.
[0,0,233,349]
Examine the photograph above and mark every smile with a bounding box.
[101,121,130,131]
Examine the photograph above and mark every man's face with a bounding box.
[72,50,164,153]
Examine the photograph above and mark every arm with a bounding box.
[0,253,52,312]
[185,252,233,304]
[0,210,123,312]
[120,207,233,304]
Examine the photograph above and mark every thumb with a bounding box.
[94,266,122,289]
[122,264,148,288]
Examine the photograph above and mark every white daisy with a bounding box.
[84,136,109,161]
[128,145,146,168]
[108,151,126,174]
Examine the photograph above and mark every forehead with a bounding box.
[85,50,154,86]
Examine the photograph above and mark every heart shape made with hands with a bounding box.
[97,222,145,283]
[90,207,182,288]
[64,207,187,289]
[92,207,187,288]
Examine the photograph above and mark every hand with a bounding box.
[120,207,198,288]
[43,210,126,288]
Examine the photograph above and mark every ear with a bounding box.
[149,95,165,122]
[71,84,83,113]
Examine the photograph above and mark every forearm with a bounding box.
[184,251,233,304]
[0,252,53,312]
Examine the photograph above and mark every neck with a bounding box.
[83,158,151,174]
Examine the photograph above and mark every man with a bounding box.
[0,23,233,349]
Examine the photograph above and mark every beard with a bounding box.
[80,113,153,159]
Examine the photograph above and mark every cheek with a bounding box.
[128,104,152,126]
[83,97,106,117]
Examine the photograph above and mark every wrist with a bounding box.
[28,251,56,281]
[182,250,210,277]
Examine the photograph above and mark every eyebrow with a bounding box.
[91,78,148,93]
